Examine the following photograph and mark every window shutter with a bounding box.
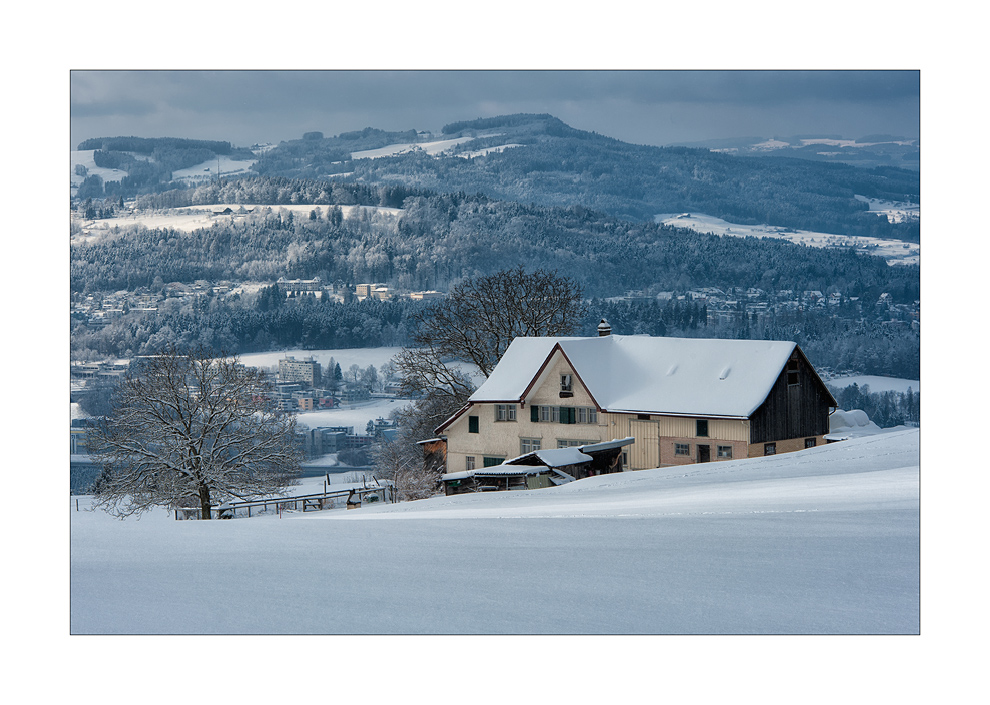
[531,405,540,422]
[468,415,479,433]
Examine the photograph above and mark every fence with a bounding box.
[174,484,395,520]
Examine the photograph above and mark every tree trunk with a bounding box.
[198,484,212,520]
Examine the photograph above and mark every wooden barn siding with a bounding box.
[749,354,832,444]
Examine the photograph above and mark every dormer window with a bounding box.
[560,374,573,398]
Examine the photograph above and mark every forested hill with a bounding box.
[254,114,920,242]
[78,179,919,305]
[76,114,920,242]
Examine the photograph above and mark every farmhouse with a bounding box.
[435,326,836,473]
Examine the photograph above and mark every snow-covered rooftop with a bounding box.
[469,335,801,418]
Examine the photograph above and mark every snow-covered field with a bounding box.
[294,397,412,431]
[70,429,919,635]
[456,143,523,158]
[239,346,404,371]
[70,150,130,192]
[827,374,920,394]
[655,212,919,266]
[71,203,402,240]
[169,155,257,183]
[350,136,477,160]
[854,194,920,224]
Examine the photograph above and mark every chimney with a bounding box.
[597,318,612,337]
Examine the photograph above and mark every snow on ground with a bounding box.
[240,347,413,430]
[826,409,911,441]
[455,143,523,158]
[70,429,919,634]
[71,204,402,240]
[827,375,920,394]
[294,397,412,430]
[350,136,477,160]
[654,212,919,266]
[854,194,921,224]
[238,346,404,371]
[70,150,130,192]
[169,155,257,183]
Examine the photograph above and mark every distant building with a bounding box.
[276,277,324,296]
[278,356,321,387]
[409,290,444,301]
[355,283,384,299]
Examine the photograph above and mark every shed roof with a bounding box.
[467,335,801,419]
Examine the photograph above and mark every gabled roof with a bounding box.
[466,335,804,419]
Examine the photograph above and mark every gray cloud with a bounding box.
[70,70,920,149]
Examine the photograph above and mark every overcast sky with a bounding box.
[70,70,919,150]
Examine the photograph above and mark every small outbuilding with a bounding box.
[441,437,633,495]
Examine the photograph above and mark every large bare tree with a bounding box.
[393,266,585,394]
[89,346,301,519]
[382,267,585,497]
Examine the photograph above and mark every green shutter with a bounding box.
[531,405,540,422]
[468,415,479,433]
[561,407,576,424]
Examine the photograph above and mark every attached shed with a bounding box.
[441,437,633,495]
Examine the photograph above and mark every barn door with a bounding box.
[628,419,660,469]
[697,444,711,463]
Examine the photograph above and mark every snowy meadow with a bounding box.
[70,430,919,635]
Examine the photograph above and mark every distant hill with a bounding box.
[251,114,920,242]
[71,114,920,242]
[671,134,920,171]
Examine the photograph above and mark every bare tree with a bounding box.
[373,395,463,501]
[89,346,302,519]
[396,266,585,380]
[381,267,585,499]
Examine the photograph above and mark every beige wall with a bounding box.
[443,348,757,472]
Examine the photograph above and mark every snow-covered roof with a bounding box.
[468,335,801,419]
[506,447,593,467]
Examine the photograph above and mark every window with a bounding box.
[764,443,776,456]
[675,443,690,456]
[560,374,573,397]
[495,404,516,422]
[576,407,597,424]
[537,405,596,424]
[465,456,476,471]
[483,456,505,467]
[805,437,817,449]
[468,415,479,434]
[696,419,709,437]
[558,439,595,448]
[521,438,542,454]
[717,445,733,459]
[787,358,799,386]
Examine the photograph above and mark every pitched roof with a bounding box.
[468,335,801,419]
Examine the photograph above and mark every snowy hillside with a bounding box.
[70,429,919,634]
[654,212,920,266]
[71,203,402,241]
